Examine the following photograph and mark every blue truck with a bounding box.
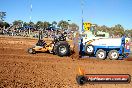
[79,22,131,60]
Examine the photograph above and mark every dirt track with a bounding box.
[0,36,132,88]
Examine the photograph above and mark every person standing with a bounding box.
[71,32,80,59]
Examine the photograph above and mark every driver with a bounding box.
[36,39,46,48]
[53,30,62,43]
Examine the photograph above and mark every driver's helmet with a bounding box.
[63,32,67,37]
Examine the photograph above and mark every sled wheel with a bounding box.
[108,50,119,60]
[96,49,106,60]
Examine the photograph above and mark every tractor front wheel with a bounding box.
[28,48,36,54]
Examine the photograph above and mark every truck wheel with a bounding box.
[28,48,36,54]
[54,42,70,57]
[85,45,94,55]
[96,49,106,60]
[76,75,86,85]
[108,50,119,60]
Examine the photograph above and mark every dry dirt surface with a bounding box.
[0,36,132,88]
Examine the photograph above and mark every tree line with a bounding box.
[0,11,132,37]
[93,24,132,37]
[0,20,79,32]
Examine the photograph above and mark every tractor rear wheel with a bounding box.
[54,41,70,57]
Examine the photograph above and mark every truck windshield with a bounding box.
[95,34,105,37]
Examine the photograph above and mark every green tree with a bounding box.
[125,29,132,37]
[23,22,29,27]
[57,20,69,30]
[69,23,79,32]
[43,21,51,29]
[113,24,124,36]
[100,25,109,32]
[0,22,10,28]
[29,21,35,27]
[36,21,43,29]
[13,20,23,28]
[52,21,57,28]
[0,12,6,22]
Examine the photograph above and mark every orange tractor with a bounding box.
[28,32,71,57]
